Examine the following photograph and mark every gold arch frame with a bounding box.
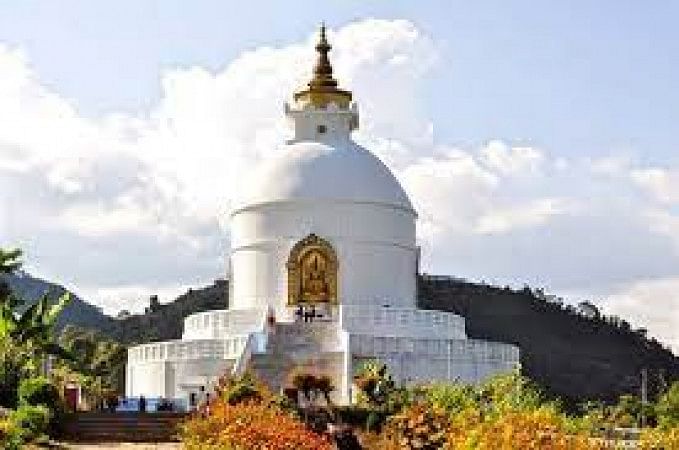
[286,234,338,305]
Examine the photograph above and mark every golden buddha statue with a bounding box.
[301,250,329,302]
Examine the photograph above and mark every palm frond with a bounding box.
[45,292,71,325]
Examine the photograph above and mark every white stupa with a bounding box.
[126,25,519,407]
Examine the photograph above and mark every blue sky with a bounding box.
[0,1,678,350]
[1,1,677,159]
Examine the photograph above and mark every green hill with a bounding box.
[418,275,679,405]
[110,279,227,345]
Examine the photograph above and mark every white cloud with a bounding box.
[588,155,632,176]
[475,197,578,235]
[0,19,678,351]
[600,277,679,353]
[479,140,544,176]
[78,283,199,316]
[400,143,576,238]
[631,168,679,204]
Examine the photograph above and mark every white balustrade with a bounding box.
[349,335,519,363]
[339,305,466,339]
[128,335,251,363]
[182,308,267,339]
[231,333,255,377]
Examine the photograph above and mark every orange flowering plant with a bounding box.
[182,400,333,450]
[181,374,332,450]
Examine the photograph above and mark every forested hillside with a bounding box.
[110,279,227,345]
[418,276,679,405]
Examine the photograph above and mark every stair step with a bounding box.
[63,413,187,443]
[247,323,345,398]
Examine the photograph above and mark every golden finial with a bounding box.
[310,22,336,89]
[294,23,352,108]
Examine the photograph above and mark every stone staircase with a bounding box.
[62,412,187,442]
[249,321,345,398]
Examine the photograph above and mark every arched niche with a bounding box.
[287,234,338,305]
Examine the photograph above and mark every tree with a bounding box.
[292,372,317,404]
[656,381,679,429]
[55,326,127,408]
[315,375,334,406]
[290,372,334,406]
[0,248,73,408]
[609,394,643,428]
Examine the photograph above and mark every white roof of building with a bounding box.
[234,139,415,214]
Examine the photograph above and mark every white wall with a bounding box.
[348,334,520,386]
[339,305,467,340]
[126,337,249,399]
[126,359,234,399]
[286,103,357,143]
[182,308,266,339]
[229,201,417,311]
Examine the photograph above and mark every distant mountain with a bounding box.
[3,271,116,334]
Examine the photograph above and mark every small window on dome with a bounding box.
[317,124,327,134]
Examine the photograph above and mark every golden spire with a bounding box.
[294,23,352,108]
[309,23,336,90]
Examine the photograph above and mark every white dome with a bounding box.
[235,140,415,214]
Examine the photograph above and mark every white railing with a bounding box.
[183,308,267,340]
[349,335,520,363]
[349,335,520,385]
[339,305,467,339]
[231,333,256,377]
[128,335,250,363]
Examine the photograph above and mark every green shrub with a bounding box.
[656,381,679,429]
[218,373,264,405]
[18,377,63,436]
[5,405,51,447]
[18,377,60,408]
[226,382,262,405]
[425,383,477,414]
[0,417,22,450]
